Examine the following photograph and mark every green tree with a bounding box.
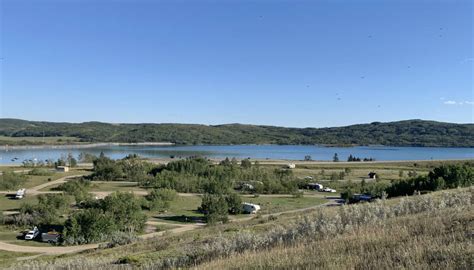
[99,192,147,233]
[92,154,123,180]
[225,192,242,214]
[146,188,177,211]
[201,194,228,224]
[241,159,252,169]
[64,208,116,244]
[67,153,77,167]
[55,179,91,203]
[340,188,353,203]
[333,153,339,162]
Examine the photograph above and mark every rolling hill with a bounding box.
[0,119,472,147]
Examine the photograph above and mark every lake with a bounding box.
[0,145,473,165]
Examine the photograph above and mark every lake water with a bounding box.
[0,145,473,164]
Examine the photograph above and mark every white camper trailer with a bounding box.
[242,203,261,214]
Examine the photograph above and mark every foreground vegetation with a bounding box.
[1,118,473,147]
[6,188,472,269]
[200,200,473,269]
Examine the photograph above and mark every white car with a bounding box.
[25,227,39,240]
[322,188,337,193]
[15,188,26,199]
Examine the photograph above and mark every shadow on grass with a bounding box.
[155,214,206,224]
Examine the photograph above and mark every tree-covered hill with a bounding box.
[0,119,472,147]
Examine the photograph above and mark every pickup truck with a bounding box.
[24,227,39,240]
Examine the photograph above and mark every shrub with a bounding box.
[106,231,138,248]
[0,172,27,190]
[116,255,141,265]
[146,188,177,211]
[28,168,53,176]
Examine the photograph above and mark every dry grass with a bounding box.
[198,208,473,269]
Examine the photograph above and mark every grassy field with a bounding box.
[0,195,38,211]
[239,196,328,215]
[0,250,39,267]
[0,167,91,191]
[148,195,204,224]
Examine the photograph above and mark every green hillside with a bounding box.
[0,119,472,147]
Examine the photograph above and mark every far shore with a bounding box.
[0,142,174,150]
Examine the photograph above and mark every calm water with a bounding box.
[0,145,473,164]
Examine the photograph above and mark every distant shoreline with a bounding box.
[0,142,174,150]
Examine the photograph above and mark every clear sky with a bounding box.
[0,0,472,128]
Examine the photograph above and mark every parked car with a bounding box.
[322,187,337,193]
[25,226,39,240]
[242,203,261,214]
[15,188,26,199]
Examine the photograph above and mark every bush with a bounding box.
[116,255,141,265]
[54,179,92,203]
[28,168,53,176]
[0,172,27,190]
[106,231,138,248]
[146,188,177,211]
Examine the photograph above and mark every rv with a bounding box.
[15,188,26,199]
[242,203,261,214]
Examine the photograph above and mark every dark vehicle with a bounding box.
[349,194,375,204]
[41,232,62,244]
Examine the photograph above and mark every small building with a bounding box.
[368,172,377,180]
[285,163,296,169]
[56,166,69,172]
[242,203,261,214]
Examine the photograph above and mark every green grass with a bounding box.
[149,195,204,224]
[238,196,328,216]
[88,182,147,192]
[0,250,39,267]
[0,167,91,191]
[25,169,90,189]
[0,195,38,211]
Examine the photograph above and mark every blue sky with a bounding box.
[0,0,472,127]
